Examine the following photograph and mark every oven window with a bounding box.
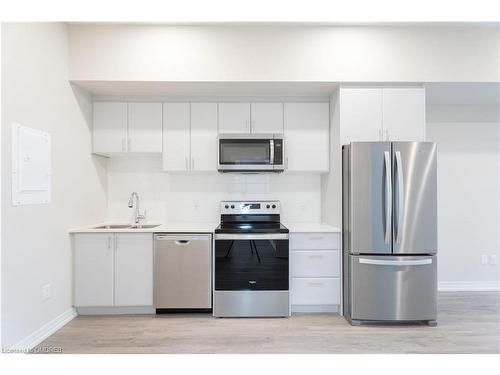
[215,239,289,291]
[219,139,270,165]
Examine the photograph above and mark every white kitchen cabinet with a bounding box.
[290,232,341,312]
[114,233,153,306]
[128,102,162,152]
[218,103,251,133]
[382,88,425,141]
[190,103,218,171]
[74,233,153,308]
[251,103,283,134]
[74,234,114,307]
[93,102,128,154]
[339,88,383,145]
[339,86,425,145]
[163,103,190,171]
[284,103,329,172]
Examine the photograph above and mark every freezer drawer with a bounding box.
[349,255,437,321]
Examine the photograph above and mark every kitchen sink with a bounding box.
[92,224,161,229]
[93,224,133,229]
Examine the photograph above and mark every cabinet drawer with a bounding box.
[291,250,340,277]
[291,278,340,305]
[290,233,340,250]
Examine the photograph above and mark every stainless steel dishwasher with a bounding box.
[154,234,212,312]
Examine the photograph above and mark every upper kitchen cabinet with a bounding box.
[93,102,128,154]
[339,86,426,145]
[250,103,284,133]
[218,103,251,133]
[127,102,162,153]
[190,103,218,171]
[382,88,425,141]
[163,103,190,171]
[339,88,383,145]
[93,101,163,155]
[284,103,330,172]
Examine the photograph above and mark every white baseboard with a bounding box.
[9,307,77,352]
[438,281,500,292]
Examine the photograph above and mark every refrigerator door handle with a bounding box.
[395,150,405,244]
[384,151,392,244]
[359,258,432,266]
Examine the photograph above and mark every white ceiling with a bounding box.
[72,81,339,97]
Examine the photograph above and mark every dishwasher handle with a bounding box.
[154,234,211,242]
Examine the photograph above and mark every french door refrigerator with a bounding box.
[342,142,438,326]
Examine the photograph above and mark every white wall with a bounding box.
[1,23,107,349]
[68,25,500,83]
[107,157,321,224]
[426,103,499,289]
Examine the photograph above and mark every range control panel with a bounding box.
[220,201,281,215]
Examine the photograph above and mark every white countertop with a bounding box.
[282,222,341,233]
[69,222,218,234]
[70,221,340,234]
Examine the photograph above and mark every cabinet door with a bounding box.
[382,88,425,141]
[163,103,190,171]
[128,102,162,152]
[339,88,382,145]
[114,233,153,306]
[284,103,329,172]
[251,103,283,133]
[191,103,218,171]
[74,234,114,307]
[93,102,128,154]
[218,103,250,133]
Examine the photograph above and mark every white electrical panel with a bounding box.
[11,124,51,205]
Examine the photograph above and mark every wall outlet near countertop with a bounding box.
[481,254,489,265]
[42,284,51,301]
[490,255,498,265]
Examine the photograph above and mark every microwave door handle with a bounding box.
[270,139,274,164]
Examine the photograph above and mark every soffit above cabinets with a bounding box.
[70,80,338,98]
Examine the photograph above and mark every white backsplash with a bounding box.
[107,156,322,224]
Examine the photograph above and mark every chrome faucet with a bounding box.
[128,192,146,225]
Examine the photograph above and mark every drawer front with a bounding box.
[291,277,340,305]
[291,250,340,277]
[290,233,340,250]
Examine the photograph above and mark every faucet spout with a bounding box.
[128,192,146,224]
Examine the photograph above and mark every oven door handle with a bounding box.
[214,233,289,240]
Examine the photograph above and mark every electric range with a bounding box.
[213,201,289,317]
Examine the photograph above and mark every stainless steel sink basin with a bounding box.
[93,224,133,229]
[92,224,161,230]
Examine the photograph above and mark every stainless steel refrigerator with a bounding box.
[342,142,438,326]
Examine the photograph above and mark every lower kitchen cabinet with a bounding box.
[74,233,114,307]
[114,233,153,306]
[289,232,341,313]
[73,233,153,309]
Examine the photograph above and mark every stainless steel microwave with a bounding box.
[217,134,285,172]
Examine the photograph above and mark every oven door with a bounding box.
[218,136,274,171]
[214,233,289,291]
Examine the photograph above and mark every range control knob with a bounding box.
[231,205,235,209]
[224,204,229,209]
[272,204,276,209]
[266,204,271,209]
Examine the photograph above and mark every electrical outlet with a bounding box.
[481,255,489,265]
[490,255,498,265]
[42,284,51,301]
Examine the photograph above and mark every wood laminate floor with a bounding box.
[37,292,500,354]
